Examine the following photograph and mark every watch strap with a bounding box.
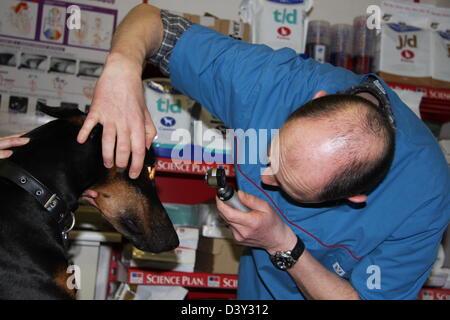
[290,235,305,261]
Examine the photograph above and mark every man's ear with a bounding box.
[260,167,279,187]
[347,194,368,204]
[313,90,328,100]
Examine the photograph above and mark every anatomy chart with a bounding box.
[0,0,142,135]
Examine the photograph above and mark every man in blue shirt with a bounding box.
[72,4,449,299]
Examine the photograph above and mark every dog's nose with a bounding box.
[135,227,179,253]
[152,226,180,253]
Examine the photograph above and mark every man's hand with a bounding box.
[0,133,29,159]
[216,190,297,254]
[76,3,163,179]
[77,54,156,179]
[218,191,360,300]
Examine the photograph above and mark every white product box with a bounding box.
[174,226,200,250]
[430,7,450,88]
[240,0,313,53]
[143,78,195,155]
[198,203,233,240]
[375,1,432,86]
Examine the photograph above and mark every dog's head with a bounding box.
[34,103,179,253]
[81,159,180,253]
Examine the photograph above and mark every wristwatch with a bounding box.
[269,235,305,271]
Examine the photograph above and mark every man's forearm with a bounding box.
[108,4,163,71]
[287,249,360,300]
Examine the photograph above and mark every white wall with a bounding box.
[148,0,243,21]
[149,0,381,24]
[148,0,449,25]
[309,0,382,24]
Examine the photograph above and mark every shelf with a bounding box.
[387,82,450,101]
[154,157,237,204]
[69,231,122,243]
[186,289,237,300]
[418,287,450,300]
[155,157,235,177]
[127,268,238,290]
[387,82,450,124]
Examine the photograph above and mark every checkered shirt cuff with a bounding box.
[146,10,193,76]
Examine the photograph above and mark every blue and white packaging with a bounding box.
[143,78,195,159]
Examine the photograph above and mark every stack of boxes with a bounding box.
[109,12,251,300]
[116,202,244,300]
[292,0,450,91]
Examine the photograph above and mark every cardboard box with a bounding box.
[181,13,250,42]
[195,237,244,275]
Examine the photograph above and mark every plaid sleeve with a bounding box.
[146,10,193,76]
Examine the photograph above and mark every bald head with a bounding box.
[268,94,395,203]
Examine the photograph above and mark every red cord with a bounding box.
[234,138,362,261]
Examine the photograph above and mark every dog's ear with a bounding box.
[37,101,86,125]
[37,101,86,118]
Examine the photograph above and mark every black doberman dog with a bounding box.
[0,104,179,299]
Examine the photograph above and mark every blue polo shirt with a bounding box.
[169,24,450,300]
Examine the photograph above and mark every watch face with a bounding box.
[271,251,296,271]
